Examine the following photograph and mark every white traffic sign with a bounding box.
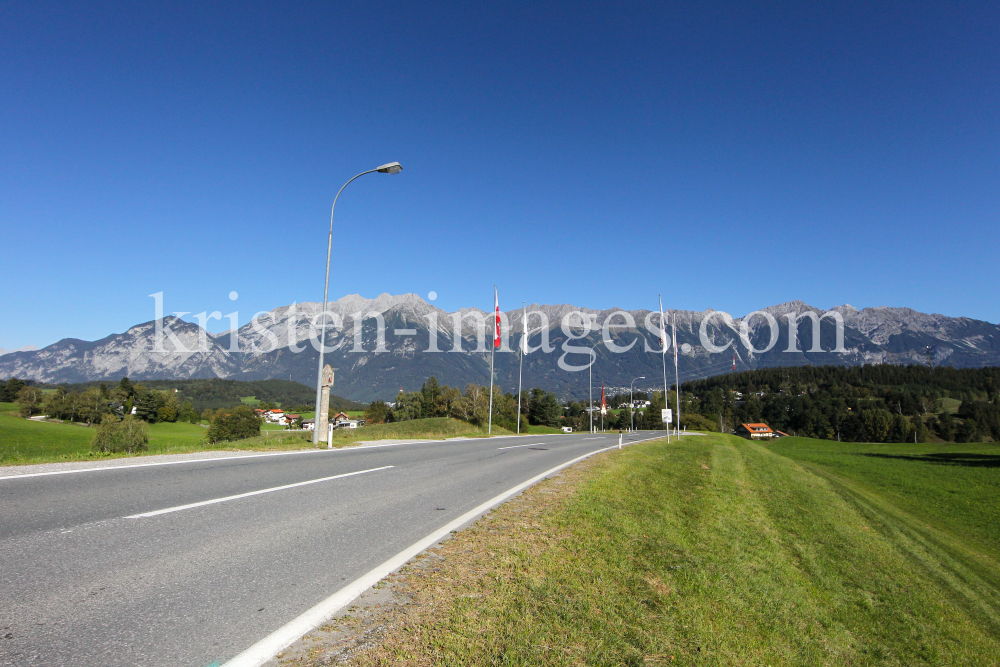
[661,408,673,424]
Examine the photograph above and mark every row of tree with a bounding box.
[363,377,716,433]
[14,377,201,424]
[365,377,528,432]
[681,365,1000,442]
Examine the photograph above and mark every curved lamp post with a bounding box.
[587,344,598,434]
[313,162,403,443]
[630,375,645,433]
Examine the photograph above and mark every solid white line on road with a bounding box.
[125,466,394,519]
[0,434,565,481]
[582,437,605,440]
[496,442,546,450]
[220,433,668,667]
[0,448,343,481]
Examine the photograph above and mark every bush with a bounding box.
[680,412,719,433]
[207,405,262,443]
[92,415,149,453]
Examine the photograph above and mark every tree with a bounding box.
[420,377,443,417]
[956,418,981,443]
[157,393,179,422]
[394,391,424,421]
[16,385,46,417]
[887,414,914,443]
[178,400,200,424]
[134,389,162,423]
[861,408,893,443]
[0,378,26,403]
[207,405,262,443]
[118,377,135,399]
[365,400,394,424]
[528,389,561,427]
[934,412,956,441]
[79,387,111,424]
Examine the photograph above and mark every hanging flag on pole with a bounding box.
[600,384,607,415]
[520,302,527,354]
[494,287,501,349]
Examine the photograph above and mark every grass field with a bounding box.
[177,417,514,450]
[0,402,213,464]
[771,436,1000,559]
[323,433,1000,666]
[0,405,514,465]
[939,397,962,414]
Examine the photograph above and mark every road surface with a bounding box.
[0,430,667,667]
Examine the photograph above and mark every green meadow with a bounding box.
[0,404,524,465]
[0,402,211,464]
[771,436,1000,559]
[354,433,1000,666]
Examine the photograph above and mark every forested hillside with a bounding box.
[683,365,1000,442]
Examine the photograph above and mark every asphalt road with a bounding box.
[0,430,665,667]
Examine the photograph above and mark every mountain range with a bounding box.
[1,294,997,401]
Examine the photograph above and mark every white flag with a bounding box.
[521,302,528,354]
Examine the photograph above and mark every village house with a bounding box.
[735,423,777,439]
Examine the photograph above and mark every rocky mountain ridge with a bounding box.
[1,294,997,401]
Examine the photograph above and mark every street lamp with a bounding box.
[586,344,599,434]
[630,376,645,433]
[313,162,403,443]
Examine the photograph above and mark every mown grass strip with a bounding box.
[308,434,1000,666]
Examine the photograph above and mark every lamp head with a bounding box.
[376,161,403,174]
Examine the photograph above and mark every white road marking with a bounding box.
[496,442,546,450]
[125,466,393,518]
[0,448,343,481]
[0,434,563,481]
[582,437,605,440]
[221,432,669,667]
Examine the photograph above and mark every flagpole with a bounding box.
[673,312,681,438]
[488,342,495,434]
[660,295,670,444]
[517,301,525,435]
[488,285,497,435]
[600,383,606,433]
[589,346,593,433]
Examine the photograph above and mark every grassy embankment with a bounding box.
[0,403,515,466]
[322,433,1000,666]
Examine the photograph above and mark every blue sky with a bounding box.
[1,1,997,349]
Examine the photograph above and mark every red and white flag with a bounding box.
[600,384,607,416]
[493,286,501,349]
